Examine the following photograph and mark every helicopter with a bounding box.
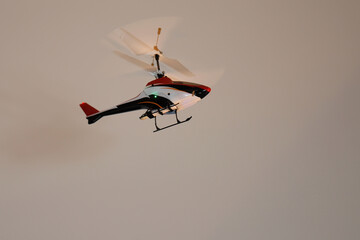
[79,27,211,132]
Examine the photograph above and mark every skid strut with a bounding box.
[153,110,192,132]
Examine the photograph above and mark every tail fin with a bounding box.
[80,102,99,116]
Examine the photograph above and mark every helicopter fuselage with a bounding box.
[80,76,211,125]
[139,76,211,119]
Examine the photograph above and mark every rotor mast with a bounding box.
[152,28,164,78]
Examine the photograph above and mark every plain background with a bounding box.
[1,0,359,239]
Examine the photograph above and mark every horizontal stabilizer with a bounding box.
[87,114,103,124]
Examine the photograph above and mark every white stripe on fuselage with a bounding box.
[144,86,201,111]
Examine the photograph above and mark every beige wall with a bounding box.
[1,0,359,239]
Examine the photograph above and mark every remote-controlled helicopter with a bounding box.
[79,27,211,132]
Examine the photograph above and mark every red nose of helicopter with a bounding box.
[195,84,211,99]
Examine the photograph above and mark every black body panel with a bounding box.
[87,96,173,124]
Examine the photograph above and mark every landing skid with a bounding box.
[153,110,192,132]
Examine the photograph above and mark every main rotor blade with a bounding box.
[113,50,157,73]
[167,68,224,87]
[109,28,154,55]
[160,55,195,77]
